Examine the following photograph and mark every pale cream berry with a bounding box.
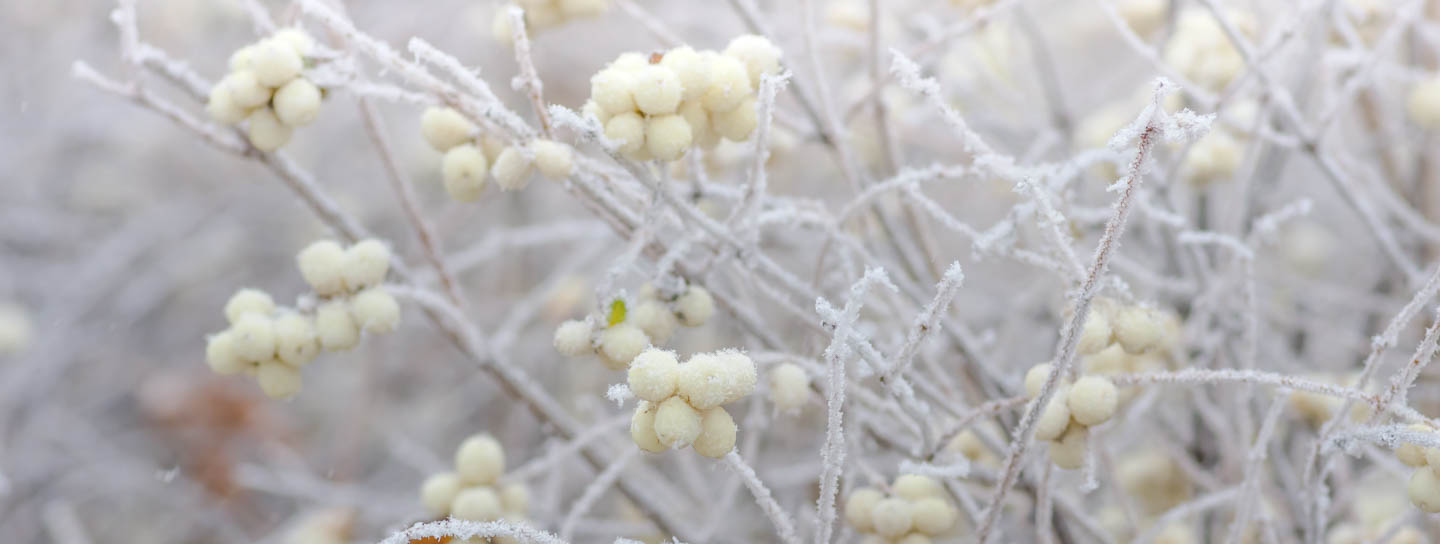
[232,313,276,362]
[1397,424,1432,467]
[591,68,638,116]
[206,84,250,125]
[222,70,271,109]
[1077,311,1113,355]
[491,146,534,191]
[675,286,714,327]
[895,535,933,544]
[910,497,958,536]
[224,288,275,324]
[629,300,678,343]
[893,474,944,501]
[1423,445,1440,468]
[871,497,914,538]
[1050,423,1089,469]
[692,406,737,458]
[1409,467,1440,512]
[1406,76,1440,129]
[1113,305,1164,354]
[560,0,609,16]
[1024,363,1053,398]
[845,487,884,532]
[421,107,477,152]
[604,112,646,156]
[702,56,752,113]
[632,64,684,116]
[442,144,489,202]
[342,239,391,290]
[252,38,304,87]
[456,434,506,485]
[599,323,649,370]
[257,359,302,399]
[315,299,360,351]
[712,97,758,141]
[246,108,294,152]
[628,348,680,402]
[612,52,649,72]
[1068,375,1119,426]
[678,100,713,142]
[1085,344,1130,375]
[297,240,348,296]
[645,114,693,161]
[273,312,320,366]
[1034,388,1072,441]
[491,7,515,45]
[500,482,529,515]
[553,320,595,357]
[350,287,400,334]
[1183,130,1241,185]
[229,45,256,71]
[715,350,757,404]
[205,330,248,375]
[653,396,703,448]
[723,35,782,88]
[420,472,463,516]
[660,46,709,102]
[768,363,811,413]
[273,28,315,57]
[631,400,667,453]
[273,78,321,126]
[530,139,574,179]
[451,487,503,521]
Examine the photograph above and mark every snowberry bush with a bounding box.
[17,0,1440,542]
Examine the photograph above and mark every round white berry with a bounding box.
[692,406,737,458]
[599,323,648,370]
[675,286,714,327]
[229,45,256,71]
[451,487,503,521]
[660,46,710,102]
[491,146,534,191]
[1024,363,1053,398]
[767,363,810,413]
[653,396,702,448]
[420,472,463,516]
[1034,388,1072,442]
[421,107,476,152]
[644,114,693,161]
[844,487,884,532]
[272,28,314,57]
[205,330,247,375]
[632,64,683,116]
[553,320,594,357]
[456,434,506,485]
[1050,423,1089,469]
[273,78,321,126]
[1069,375,1119,426]
[246,108,293,152]
[315,299,359,351]
[631,400,667,453]
[1407,76,1440,129]
[530,139,574,179]
[1397,424,1432,467]
[206,83,250,125]
[702,56,752,113]
[590,68,638,116]
[251,38,304,87]
[629,300,678,343]
[349,287,400,335]
[500,482,529,515]
[1409,467,1440,512]
[256,359,302,399]
[871,497,914,538]
[628,348,680,402]
[910,497,958,536]
[1077,311,1113,355]
[711,97,758,141]
[231,313,276,362]
[723,35,782,89]
[442,144,490,202]
[1113,306,1164,354]
[341,239,391,291]
[273,312,320,367]
[604,111,646,156]
[222,70,271,109]
[893,474,944,501]
[297,240,348,296]
[224,288,275,324]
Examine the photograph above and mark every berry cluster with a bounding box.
[844,475,961,543]
[553,284,714,370]
[203,239,399,398]
[767,362,812,414]
[1394,424,1440,512]
[207,29,323,151]
[627,347,755,458]
[419,434,531,527]
[491,0,610,43]
[422,107,574,202]
[1076,299,1174,357]
[1023,363,1119,469]
[585,36,782,161]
